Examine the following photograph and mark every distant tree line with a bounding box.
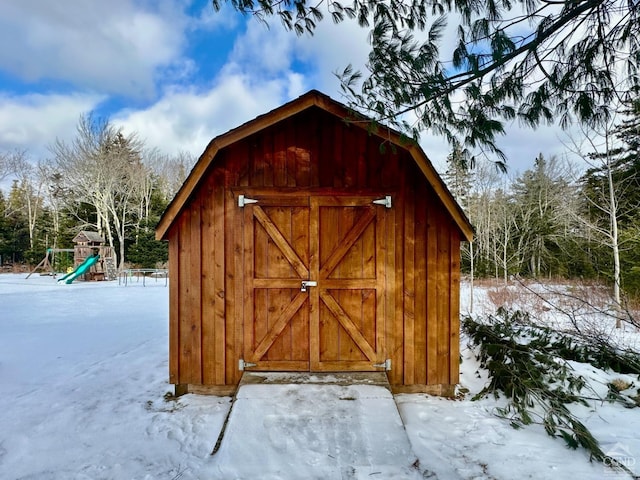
[444,99,640,300]
[0,114,195,270]
[1,100,638,302]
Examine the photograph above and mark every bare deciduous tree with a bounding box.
[565,121,640,327]
[50,114,145,269]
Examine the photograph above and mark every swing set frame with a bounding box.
[26,248,75,279]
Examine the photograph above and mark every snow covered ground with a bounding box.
[1,273,639,479]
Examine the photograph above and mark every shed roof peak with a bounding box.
[155,90,472,242]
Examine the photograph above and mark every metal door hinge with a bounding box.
[238,195,258,207]
[373,359,392,371]
[238,359,257,370]
[300,280,317,292]
[373,195,392,208]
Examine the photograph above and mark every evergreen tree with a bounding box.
[3,181,30,264]
[511,155,575,277]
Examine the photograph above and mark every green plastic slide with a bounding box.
[57,255,100,284]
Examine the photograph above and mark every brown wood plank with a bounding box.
[343,127,357,188]
[436,212,451,385]
[252,211,269,358]
[267,206,294,279]
[363,214,376,279]
[252,278,306,289]
[186,384,238,396]
[375,207,387,364]
[236,195,309,207]
[243,205,256,363]
[253,288,269,358]
[264,206,292,362]
[249,136,264,187]
[309,197,321,369]
[168,230,180,385]
[247,360,310,371]
[336,206,358,361]
[356,130,368,188]
[320,279,377,289]
[333,121,344,188]
[178,212,191,384]
[233,188,395,200]
[380,150,401,190]
[414,190,428,384]
[225,188,238,386]
[286,121,297,187]
[313,361,376,372]
[313,196,376,207]
[362,288,377,356]
[317,202,340,363]
[264,207,286,360]
[235,140,250,187]
[189,200,203,384]
[178,204,203,384]
[449,231,461,385]
[212,179,226,384]
[296,149,311,187]
[403,180,416,385]
[390,384,453,396]
[273,126,288,187]
[340,291,365,361]
[387,201,401,385]
[201,176,216,385]
[267,290,289,359]
[307,110,320,187]
[426,197,439,385]
[263,129,274,187]
[213,172,226,384]
[367,136,382,190]
[292,206,310,363]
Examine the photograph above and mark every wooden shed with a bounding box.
[156,90,473,396]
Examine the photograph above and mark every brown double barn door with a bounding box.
[243,194,389,372]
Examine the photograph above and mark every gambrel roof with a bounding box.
[156,90,473,242]
[72,231,105,245]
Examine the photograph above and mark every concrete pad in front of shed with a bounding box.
[210,373,425,479]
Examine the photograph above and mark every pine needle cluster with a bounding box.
[463,307,639,474]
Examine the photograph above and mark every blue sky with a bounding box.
[0,0,567,175]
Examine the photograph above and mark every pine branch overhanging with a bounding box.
[212,0,640,168]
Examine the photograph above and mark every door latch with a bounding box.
[300,280,317,292]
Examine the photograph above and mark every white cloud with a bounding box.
[229,20,297,77]
[190,2,240,32]
[291,18,371,97]
[226,14,371,97]
[0,1,573,178]
[0,92,104,157]
[114,72,302,157]
[0,0,189,98]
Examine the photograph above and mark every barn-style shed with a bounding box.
[156,90,473,396]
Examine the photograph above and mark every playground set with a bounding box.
[27,231,117,284]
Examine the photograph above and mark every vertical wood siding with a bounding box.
[168,107,464,389]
